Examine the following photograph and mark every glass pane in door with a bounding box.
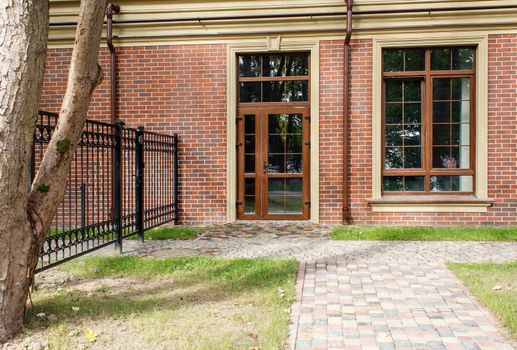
[267,114,303,173]
[268,178,303,214]
[267,113,304,215]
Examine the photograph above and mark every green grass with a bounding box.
[331,226,517,241]
[126,226,204,240]
[26,256,297,350]
[448,261,517,337]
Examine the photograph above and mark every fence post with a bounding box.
[135,126,145,242]
[173,134,179,225]
[114,119,124,253]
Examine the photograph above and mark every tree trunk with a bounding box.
[0,0,48,342]
[0,0,107,342]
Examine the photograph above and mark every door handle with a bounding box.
[263,161,268,174]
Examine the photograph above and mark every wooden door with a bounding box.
[237,105,310,220]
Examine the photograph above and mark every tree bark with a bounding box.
[0,0,107,342]
[0,0,48,342]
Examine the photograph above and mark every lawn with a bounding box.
[127,226,204,240]
[331,226,517,241]
[448,261,517,337]
[21,256,297,350]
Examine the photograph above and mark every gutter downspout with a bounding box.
[107,3,120,124]
[343,0,353,224]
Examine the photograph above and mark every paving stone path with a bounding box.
[99,222,517,350]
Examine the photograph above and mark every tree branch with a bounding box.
[27,0,107,249]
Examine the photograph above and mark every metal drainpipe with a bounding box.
[343,0,353,224]
[107,3,120,124]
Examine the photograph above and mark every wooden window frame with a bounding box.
[381,47,476,195]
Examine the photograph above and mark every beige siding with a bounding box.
[49,1,517,47]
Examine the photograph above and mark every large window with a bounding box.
[382,47,475,194]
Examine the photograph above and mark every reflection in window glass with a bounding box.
[383,49,425,72]
[430,176,473,192]
[384,80,422,169]
[239,55,261,77]
[431,48,474,70]
[383,176,425,192]
[432,77,471,169]
[268,178,303,214]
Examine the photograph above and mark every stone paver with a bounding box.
[97,222,516,350]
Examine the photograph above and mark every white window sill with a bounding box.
[368,195,493,213]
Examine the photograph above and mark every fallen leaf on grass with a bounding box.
[492,285,502,291]
[85,329,97,343]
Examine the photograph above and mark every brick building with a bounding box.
[42,0,517,226]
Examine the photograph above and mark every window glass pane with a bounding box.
[452,101,470,123]
[263,81,308,102]
[406,176,425,191]
[244,196,255,214]
[404,103,421,124]
[432,48,475,71]
[286,155,302,173]
[245,178,255,196]
[404,147,422,168]
[262,54,309,77]
[385,80,402,102]
[286,55,309,76]
[433,78,450,100]
[460,146,470,168]
[245,135,255,153]
[431,176,473,192]
[239,55,261,77]
[383,176,404,191]
[268,135,284,154]
[268,155,284,173]
[433,102,451,122]
[404,124,421,146]
[383,176,424,191]
[286,135,302,154]
[385,147,403,169]
[245,115,255,134]
[452,48,474,70]
[244,179,255,214]
[385,103,402,124]
[268,178,302,214]
[405,49,425,71]
[433,124,451,145]
[451,124,470,146]
[404,80,421,101]
[245,155,255,173]
[263,55,284,76]
[287,114,303,133]
[431,48,451,70]
[433,147,458,168]
[386,125,403,146]
[269,114,303,134]
[430,175,451,191]
[452,78,471,100]
[451,176,473,192]
[383,50,404,72]
[240,82,261,102]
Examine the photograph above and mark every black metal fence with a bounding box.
[32,111,179,273]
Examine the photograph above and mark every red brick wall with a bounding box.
[319,41,345,224]
[41,44,227,225]
[41,36,517,226]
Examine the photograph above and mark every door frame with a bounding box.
[237,105,311,220]
[226,38,320,223]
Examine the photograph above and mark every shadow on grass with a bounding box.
[26,256,296,329]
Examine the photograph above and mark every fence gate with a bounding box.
[32,111,179,273]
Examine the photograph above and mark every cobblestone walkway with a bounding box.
[99,223,517,350]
